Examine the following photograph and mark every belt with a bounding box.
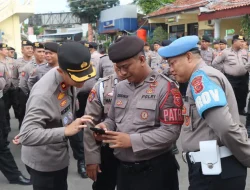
[182,146,232,164]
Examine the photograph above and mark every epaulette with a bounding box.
[160,73,179,88]
[97,75,110,82]
[100,54,108,59]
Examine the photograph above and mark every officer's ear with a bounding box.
[186,52,193,63]
[139,54,146,65]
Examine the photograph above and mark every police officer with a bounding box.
[93,36,183,190]
[95,54,114,79]
[219,39,227,51]
[8,47,16,59]
[15,42,96,190]
[213,41,221,57]
[85,67,122,190]
[85,42,102,69]
[212,35,248,115]
[158,35,250,190]
[0,50,31,185]
[13,40,33,127]
[200,35,214,65]
[28,42,59,90]
[144,42,153,67]
[28,42,89,178]
[151,41,163,70]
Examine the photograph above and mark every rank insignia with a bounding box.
[57,92,65,100]
[88,89,96,102]
[182,106,187,115]
[141,111,148,120]
[191,76,204,94]
[146,88,154,94]
[21,71,26,77]
[116,100,123,106]
[60,100,67,107]
[61,82,67,90]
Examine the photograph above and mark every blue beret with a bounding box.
[158,36,199,58]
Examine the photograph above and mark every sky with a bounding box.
[35,0,134,13]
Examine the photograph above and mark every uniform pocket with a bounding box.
[114,99,128,123]
[133,99,157,126]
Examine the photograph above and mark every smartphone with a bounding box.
[90,127,106,135]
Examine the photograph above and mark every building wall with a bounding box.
[220,17,242,43]
[0,15,22,56]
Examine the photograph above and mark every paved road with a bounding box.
[0,110,249,190]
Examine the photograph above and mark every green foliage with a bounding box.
[133,0,175,14]
[34,26,44,35]
[241,14,250,40]
[68,0,120,23]
[151,26,168,43]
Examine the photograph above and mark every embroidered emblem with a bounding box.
[182,106,187,115]
[60,100,67,107]
[146,88,154,94]
[61,82,67,90]
[150,81,158,88]
[57,92,65,100]
[184,116,190,126]
[21,71,25,77]
[141,111,148,120]
[88,89,96,102]
[116,100,123,106]
[81,62,88,68]
[171,88,182,107]
[191,76,204,94]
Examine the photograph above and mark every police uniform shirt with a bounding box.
[91,51,102,69]
[95,55,114,79]
[84,74,118,164]
[19,61,37,95]
[181,60,250,167]
[28,63,53,90]
[200,47,214,66]
[212,47,248,76]
[150,51,163,70]
[145,50,153,66]
[103,71,184,162]
[19,67,77,172]
[12,58,32,88]
[0,63,9,98]
[0,59,12,91]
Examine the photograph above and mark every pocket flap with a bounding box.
[136,99,157,110]
[114,99,128,109]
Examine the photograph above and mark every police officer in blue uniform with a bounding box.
[158,36,250,190]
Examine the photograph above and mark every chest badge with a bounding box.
[61,82,67,91]
[21,71,26,77]
[57,92,65,100]
[60,100,67,107]
[116,100,123,106]
[141,111,148,120]
[191,76,204,94]
[146,88,154,94]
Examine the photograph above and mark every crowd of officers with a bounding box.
[0,33,249,190]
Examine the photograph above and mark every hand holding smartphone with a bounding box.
[88,122,106,135]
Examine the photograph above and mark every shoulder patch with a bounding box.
[190,70,227,117]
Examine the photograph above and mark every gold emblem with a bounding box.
[23,41,27,45]
[2,44,6,48]
[57,92,65,100]
[85,43,89,48]
[81,62,88,68]
[238,36,243,40]
[116,100,123,106]
[35,42,39,47]
[146,88,154,94]
[141,111,148,120]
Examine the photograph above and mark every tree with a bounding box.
[151,26,168,44]
[133,0,175,14]
[68,0,120,42]
[241,14,250,40]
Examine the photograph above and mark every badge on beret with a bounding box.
[88,89,96,102]
[60,100,67,107]
[85,43,89,48]
[171,88,182,107]
[34,42,40,47]
[238,36,243,40]
[191,76,204,94]
[146,88,154,94]
[21,71,26,77]
[184,116,190,126]
[61,82,67,90]
[116,100,123,106]
[63,116,68,125]
[57,92,65,100]
[81,62,88,68]
[2,44,6,48]
[141,111,148,120]
[23,41,27,45]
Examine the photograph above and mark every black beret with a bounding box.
[108,36,144,63]
[88,42,98,49]
[232,35,245,41]
[44,42,59,53]
[33,42,44,49]
[154,41,161,45]
[144,42,150,46]
[161,40,172,47]
[22,40,33,46]
[0,43,8,48]
[79,40,87,46]
[7,47,15,51]
[213,41,219,45]
[58,42,96,83]
[202,35,211,42]
[219,39,227,44]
